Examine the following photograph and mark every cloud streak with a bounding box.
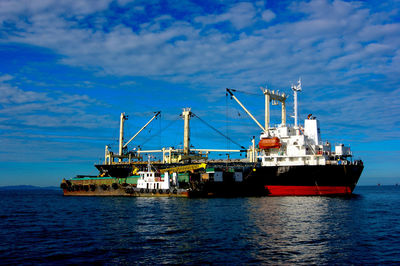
[0,75,112,129]
[1,0,398,139]
[1,0,397,89]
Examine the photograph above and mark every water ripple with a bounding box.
[0,187,399,264]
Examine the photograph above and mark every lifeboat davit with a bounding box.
[259,137,281,149]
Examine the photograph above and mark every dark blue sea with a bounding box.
[0,186,399,265]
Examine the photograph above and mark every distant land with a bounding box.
[0,185,59,190]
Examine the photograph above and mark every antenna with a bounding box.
[297,78,302,91]
[292,78,302,92]
[291,78,302,129]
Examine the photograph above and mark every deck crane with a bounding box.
[105,111,161,164]
[226,88,266,133]
[159,163,207,174]
[226,88,288,136]
[123,111,161,150]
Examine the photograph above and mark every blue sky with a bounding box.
[0,0,399,186]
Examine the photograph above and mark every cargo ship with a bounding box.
[226,80,363,195]
[61,80,363,196]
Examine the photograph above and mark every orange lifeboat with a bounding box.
[259,137,281,149]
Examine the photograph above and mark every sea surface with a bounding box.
[0,186,399,265]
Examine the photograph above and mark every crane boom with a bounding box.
[123,111,161,149]
[226,88,266,132]
[159,163,207,174]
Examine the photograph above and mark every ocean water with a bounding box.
[0,186,399,265]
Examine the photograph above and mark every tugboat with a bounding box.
[60,157,195,197]
[125,157,190,197]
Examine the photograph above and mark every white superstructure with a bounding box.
[228,80,353,167]
[137,157,178,190]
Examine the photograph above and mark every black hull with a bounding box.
[95,164,133,178]
[250,164,363,195]
[92,162,363,196]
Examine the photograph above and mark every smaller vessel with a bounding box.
[61,157,191,197]
[60,108,264,198]
[125,157,189,197]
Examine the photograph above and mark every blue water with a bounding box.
[0,186,399,265]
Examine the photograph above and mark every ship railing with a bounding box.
[326,158,360,165]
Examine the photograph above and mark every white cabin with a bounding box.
[256,83,353,167]
[260,118,328,167]
[228,80,355,168]
[137,170,179,190]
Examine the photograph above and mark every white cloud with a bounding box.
[117,0,137,6]
[195,2,257,29]
[293,0,359,19]
[261,9,275,22]
[0,82,49,104]
[1,0,398,90]
[301,87,400,141]
[0,0,112,20]
[1,0,399,142]
[0,77,111,129]
[0,74,13,82]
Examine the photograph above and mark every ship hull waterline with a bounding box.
[253,164,363,196]
[62,164,363,197]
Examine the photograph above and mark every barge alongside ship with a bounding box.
[61,80,363,197]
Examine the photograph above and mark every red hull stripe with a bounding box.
[265,185,352,196]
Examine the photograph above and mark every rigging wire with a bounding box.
[159,112,162,149]
[192,112,246,150]
[190,116,202,150]
[138,116,181,148]
[226,91,229,151]
[229,88,260,96]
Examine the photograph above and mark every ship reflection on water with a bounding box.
[246,196,362,264]
[2,188,398,265]
[97,196,366,264]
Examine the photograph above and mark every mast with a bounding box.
[262,88,288,130]
[265,92,270,131]
[282,100,286,126]
[119,113,127,158]
[147,155,151,172]
[291,79,302,131]
[182,108,192,155]
[104,145,109,164]
[294,90,298,127]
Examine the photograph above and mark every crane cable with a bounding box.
[228,88,260,96]
[192,112,246,150]
[138,116,180,147]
